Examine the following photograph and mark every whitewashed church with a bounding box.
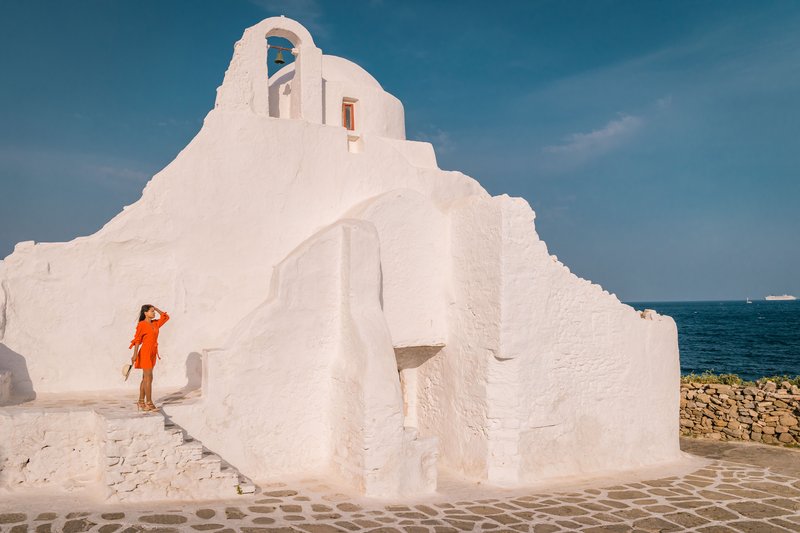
[0,17,680,500]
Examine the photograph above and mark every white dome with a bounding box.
[270,54,383,90]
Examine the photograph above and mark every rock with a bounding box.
[727,420,740,430]
[762,381,777,393]
[780,414,798,427]
[778,432,795,443]
[722,428,742,438]
[680,419,694,427]
[780,381,791,390]
[763,426,776,435]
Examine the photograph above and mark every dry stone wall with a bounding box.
[680,380,800,445]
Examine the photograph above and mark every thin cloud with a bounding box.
[0,145,153,193]
[543,114,643,156]
[413,127,455,154]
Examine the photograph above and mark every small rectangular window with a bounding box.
[342,101,355,131]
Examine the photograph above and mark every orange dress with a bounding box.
[129,313,170,370]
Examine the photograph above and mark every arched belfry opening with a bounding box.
[266,35,295,119]
[216,16,323,124]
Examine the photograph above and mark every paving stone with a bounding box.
[334,522,361,531]
[312,504,334,512]
[62,519,97,533]
[433,528,458,533]
[643,505,677,513]
[669,499,708,509]
[140,514,189,524]
[34,513,57,521]
[403,528,429,533]
[728,520,789,533]
[253,517,277,524]
[632,517,682,531]
[250,506,277,513]
[191,526,225,531]
[264,490,299,497]
[768,518,800,532]
[415,505,438,517]
[10,525,28,533]
[592,512,625,523]
[742,481,800,497]
[337,503,362,512]
[0,514,27,524]
[312,513,342,520]
[606,490,650,500]
[612,508,649,520]
[66,512,90,519]
[443,519,474,530]
[101,513,126,520]
[255,499,284,504]
[465,506,504,516]
[694,506,739,521]
[225,507,247,520]
[762,497,800,511]
[664,511,710,528]
[354,520,383,528]
[582,527,631,533]
[396,512,429,519]
[298,526,346,533]
[727,501,789,519]
[35,524,53,533]
[538,505,589,517]
[196,509,216,519]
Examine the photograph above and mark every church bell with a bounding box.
[274,50,286,65]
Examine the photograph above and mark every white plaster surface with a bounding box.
[0,396,244,502]
[0,16,682,498]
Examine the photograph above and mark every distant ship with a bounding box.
[765,294,797,301]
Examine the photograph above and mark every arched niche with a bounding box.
[216,16,323,123]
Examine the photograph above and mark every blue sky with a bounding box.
[1,0,798,301]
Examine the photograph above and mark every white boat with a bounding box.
[746,297,752,304]
[765,294,797,301]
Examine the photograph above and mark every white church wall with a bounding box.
[0,109,484,396]
[414,194,681,485]
[165,219,437,497]
[345,189,448,348]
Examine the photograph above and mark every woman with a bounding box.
[130,304,170,412]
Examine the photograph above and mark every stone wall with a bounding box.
[680,380,800,445]
[0,406,246,501]
[0,410,101,488]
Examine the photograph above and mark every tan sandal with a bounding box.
[145,401,159,412]
[136,399,147,411]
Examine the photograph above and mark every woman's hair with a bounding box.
[138,304,154,322]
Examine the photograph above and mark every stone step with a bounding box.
[102,411,252,501]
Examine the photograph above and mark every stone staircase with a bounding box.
[101,410,255,502]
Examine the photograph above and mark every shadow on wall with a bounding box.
[185,352,202,390]
[0,343,36,405]
[159,352,202,406]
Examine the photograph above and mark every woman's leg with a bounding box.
[139,373,145,402]
[143,369,154,405]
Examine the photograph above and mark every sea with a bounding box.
[628,300,800,382]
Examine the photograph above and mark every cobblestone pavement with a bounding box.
[2,439,799,533]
